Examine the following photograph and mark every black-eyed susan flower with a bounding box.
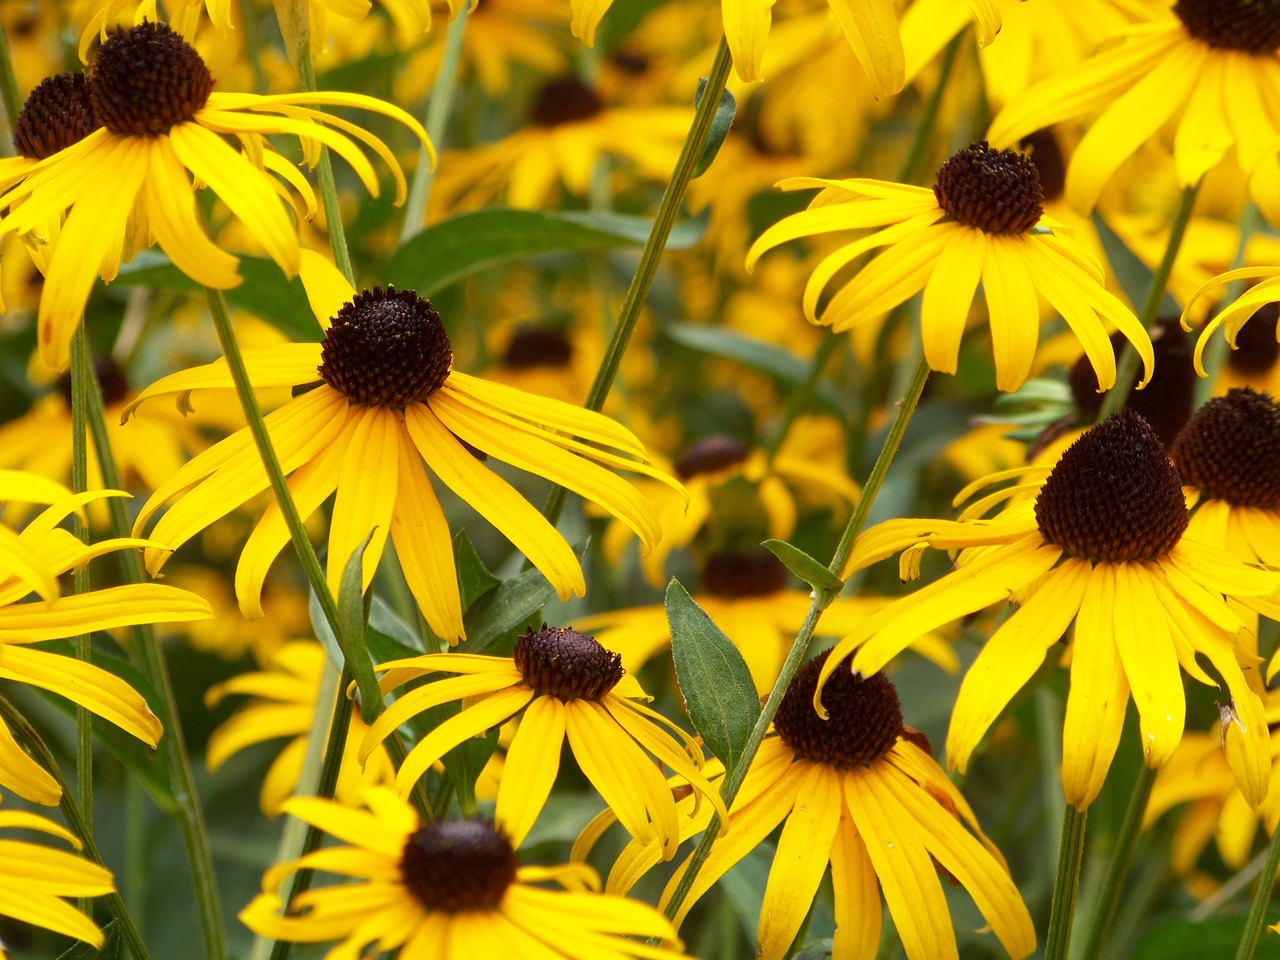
[0,799,115,956]
[0,489,212,804]
[205,640,395,815]
[654,653,1035,960]
[746,141,1154,393]
[1185,266,1280,375]
[124,252,681,641]
[239,789,687,959]
[360,625,727,855]
[988,0,1280,218]
[576,547,955,694]
[818,411,1280,810]
[0,22,432,369]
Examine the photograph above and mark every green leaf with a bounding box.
[335,532,383,724]
[665,579,759,770]
[454,529,501,612]
[692,79,736,178]
[1130,913,1280,960]
[114,253,322,342]
[459,539,591,654]
[662,323,843,411]
[761,538,843,602]
[57,921,121,959]
[365,596,426,665]
[1093,212,1178,318]
[383,209,705,296]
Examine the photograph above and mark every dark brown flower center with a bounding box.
[1173,0,1280,53]
[1069,316,1195,448]
[13,73,99,159]
[611,50,651,75]
[318,287,452,406]
[774,649,903,768]
[700,548,788,598]
[1035,411,1189,562]
[1227,302,1280,375]
[400,819,517,913]
[675,435,750,480]
[501,326,573,370]
[90,23,213,137]
[1170,388,1280,509]
[1019,129,1065,203]
[530,76,603,127]
[513,625,624,701]
[933,141,1044,235]
[55,357,129,409]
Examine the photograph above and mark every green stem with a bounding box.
[542,37,734,524]
[0,697,152,960]
[79,345,227,960]
[664,357,930,921]
[1235,816,1280,960]
[0,22,20,158]
[1074,764,1156,960]
[899,32,964,184]
[1046,804,1088,960]
[70,325,94,864]
[1097,183,1199,419]
[764,334,838,461]
[1195,202,1261,406]
[239,0,269,94]
[400,3,470,241]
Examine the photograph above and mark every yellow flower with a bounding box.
[360,626,727,855]
[1184,265,1280,375]
[0,22,432,369]
[747,141,1154,392]
[125,251,681,642]
[653,654,1035,960]
[205,641,395,815]
[0,800,115,957]
[818,412,1280,810]
[988,0,1280,218]
[240,789,687,959]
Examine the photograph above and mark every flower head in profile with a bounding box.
[747,142,1154,392]
[125,252,682,642]
[818,412,1280,810]
[360,625,727,856]
[988,0,1280,217]
[1183,266,1280,375]
[204,641,395,815]
[239,789,686,960]
[0,22,432,369]
[0,799,115,956]
[653,653,1035,960]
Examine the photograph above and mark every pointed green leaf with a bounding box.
[453,529,501,611]
[692,80,736,178]
[335,532,382,724]
[666,579,759,769]
[761,539,843,602]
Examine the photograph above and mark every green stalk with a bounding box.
[0,22,20,158]
[70,325,94,864]
[1097,183,1200,420]
[899,32,964,184]
[1235,815,1280,960]
[1046,804,1088,960]
[664,357,930,920]
[400,3,470,242]
[763,334,838,461]
[542,37,734,524]
[0,697,152,960]
[78,344,227,960]
[1074,764,1156,960]
[1194,202,1261,406]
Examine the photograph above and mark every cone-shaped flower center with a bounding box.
[700,548,788,598]
[90,23,213,137]
[1173,0,1280,53]
[675,435,750,480]
[530,76,603,127]
[13,73,98,159]
[1171,388,1280,509]
[501,326,573,370]
[1035,411,1188,562]
[1020,129,1065,203]
[1069,317,1195,448]
[1228,303,1280,374]
[513,626,624,701]
[318,288,453,406]
[774,649,903,768]
[400,819,518,913]
[933,141,1044,235]
[56,357,129,409]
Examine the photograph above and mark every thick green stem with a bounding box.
[664,357,930,921]
[1097,183,1199,420]
[1046,804,1088,960]
[0,697,152,960]
[1234,814,1280,960]
[70,325,94,860]
[1074,764,1156,960]
[79,344,227,960]
[0,22,20,158]
[400,4,469,241]
[542,38,733,524]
